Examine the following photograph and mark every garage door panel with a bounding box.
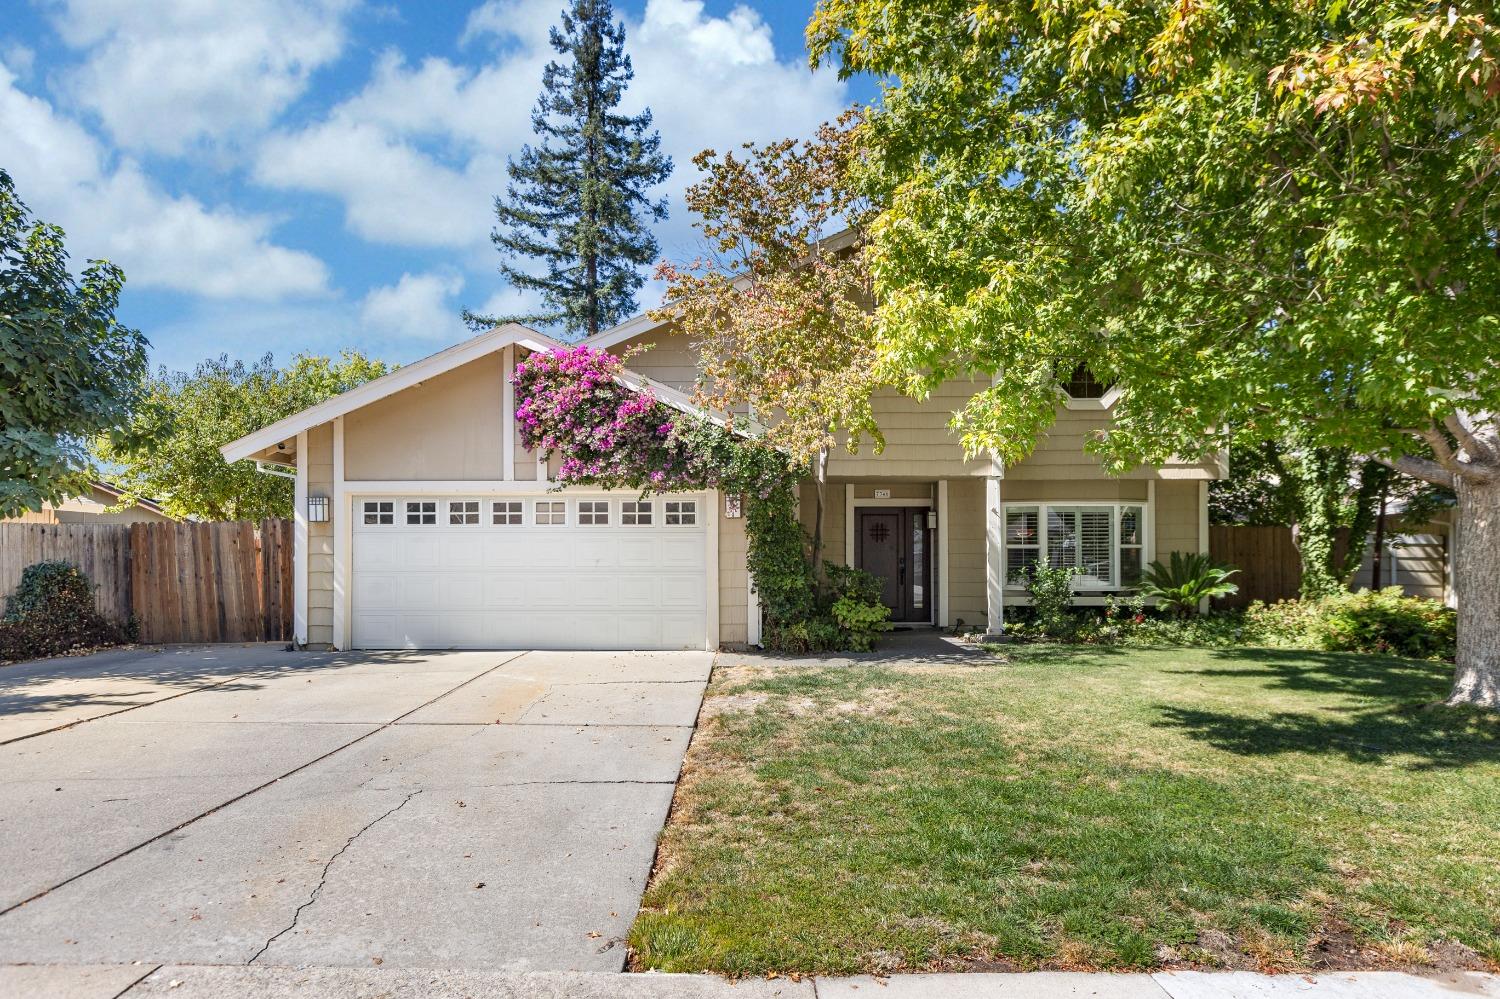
[659,576,704,609]
[438,535,484,568]
[353,493,708,650]
[354,574,398,610]
[660,536,702,568]
[572,536,619,568]
[400,537,444,568]
[617,536,659,567]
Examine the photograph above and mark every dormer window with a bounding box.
[1062,363,1110,400]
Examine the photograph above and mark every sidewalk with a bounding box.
[3,965,1495,999]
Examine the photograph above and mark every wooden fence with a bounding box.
[1209,525,1302,608]
[0,519,293,643]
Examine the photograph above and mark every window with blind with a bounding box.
[1004,502,1148,589]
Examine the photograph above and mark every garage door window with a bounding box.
[665,500,696,526]
[622,500,652,525]
[578,500,610,525]
[492,501,523,525]
[448,500,480,525]
[535,500,567,525]
[406,501,437,525]
[362,501,394,525]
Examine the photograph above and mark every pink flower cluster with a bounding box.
[513,344,708,491]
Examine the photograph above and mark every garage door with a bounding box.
[352,493,708,650]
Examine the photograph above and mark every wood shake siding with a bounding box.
[1153,480,1201,558]
[946,477,988,627]
[719,509,749,645]
[305,422,335,647]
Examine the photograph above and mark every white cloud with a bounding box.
[255,0,851,273]
[46,0,355,155]
[0,62,330,299]
[359,271,467,339]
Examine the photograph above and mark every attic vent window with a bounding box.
[1062,363,1110,400]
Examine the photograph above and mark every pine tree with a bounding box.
[468,0,672,339]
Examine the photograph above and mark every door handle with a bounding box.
[899,554,906,585]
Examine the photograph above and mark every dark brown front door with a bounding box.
[855,507,931,621]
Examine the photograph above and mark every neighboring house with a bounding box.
[220,320,1225,651]
[1348,501,1456,608]
[1,481,175,526]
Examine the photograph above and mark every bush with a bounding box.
[1313,588,1457,660]
[0,561,131,664]
[1024,564,1077,637]
[763,563,892,654]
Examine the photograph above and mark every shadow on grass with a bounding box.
[1157,702,1499,769]
[1154,646,1499,770]
[1165,646,1452,702]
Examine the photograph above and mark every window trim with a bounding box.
[533,499,567,526]
[361,500,395,526]
[405,500,438,526]
[577,499,611,526]
[447,499,481,525]
[664,499,698,527]
[490,500,524,526]
[621,499,654,526]
[1001,501,1150,591]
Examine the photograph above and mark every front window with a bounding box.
[1004,502,1147,589]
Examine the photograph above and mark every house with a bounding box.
[219,319,1225,651]
[1,481,175,526]
[1348,500,1456,608]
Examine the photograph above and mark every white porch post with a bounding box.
[937,480,951,629]
[293,430,308,648]
[1198,479,1210,614]
[985,474,1005,639]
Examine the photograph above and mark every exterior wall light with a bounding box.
[927,510,939,529]
[724,494,743,519]
[307,495,330,523]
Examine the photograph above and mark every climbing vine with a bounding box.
[513,345,887,650]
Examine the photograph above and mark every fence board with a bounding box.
[2,520,293,644]
[1210,525,1302,608]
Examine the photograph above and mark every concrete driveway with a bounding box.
[0,645,710,974]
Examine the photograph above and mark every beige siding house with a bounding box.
[2,482,175,525]
[221,317,1223,651]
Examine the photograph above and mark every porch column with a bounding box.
[985,474,1005,639]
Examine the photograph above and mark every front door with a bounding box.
[854,507,931,622]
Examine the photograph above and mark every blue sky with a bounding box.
[1,0,874,373]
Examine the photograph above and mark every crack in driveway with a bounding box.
[247,789,423,965]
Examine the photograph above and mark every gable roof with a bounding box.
[220,324,562,463]
[90,480,170,517]
[220,322,756,465]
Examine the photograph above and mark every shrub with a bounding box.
[1140,551,1240,617]
[0,561,131,664]
[762,563,892,654]
[1314,588,1456,660]
[1025,564,1077,637]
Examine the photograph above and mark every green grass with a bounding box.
[630,645,1500,976]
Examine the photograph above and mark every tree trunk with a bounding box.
[810,446,828,581]
[1448,474,1500,709]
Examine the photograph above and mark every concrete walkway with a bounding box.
[0,645,712,974]
[1,965,1494,998]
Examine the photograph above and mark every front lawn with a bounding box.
[630,644,1500,976]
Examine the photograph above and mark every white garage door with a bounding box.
[352,493,708,650]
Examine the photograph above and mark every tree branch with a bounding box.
[1417,426,1464,475]
[1377,453,1454,489]
[1445,410,1493,463]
